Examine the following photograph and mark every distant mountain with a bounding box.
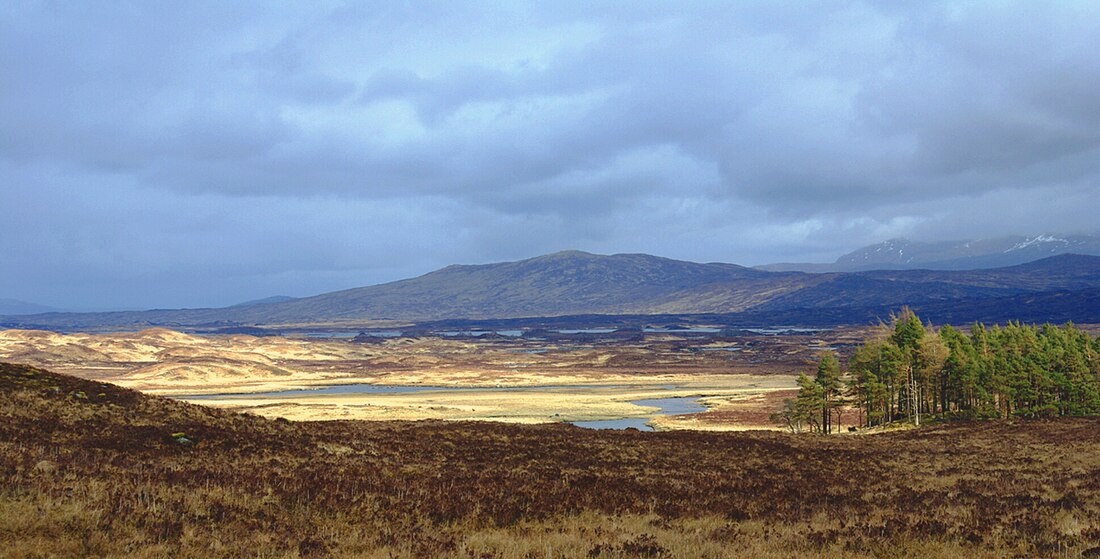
[3,252,1100,330]
[233,250,789,322]
[0,298,60,316]
[229,295,297,308]
[759,234,1100,272]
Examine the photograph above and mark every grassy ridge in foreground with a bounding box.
[2,362,1099,558]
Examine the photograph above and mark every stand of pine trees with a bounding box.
[774,309,1100,433]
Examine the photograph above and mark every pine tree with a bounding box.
[795,373,824,433]
[779,312,1100,432]
[815,352,843,433]
[890,308,925,425]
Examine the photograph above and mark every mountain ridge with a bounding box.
[2,252,1098,330]
[0,298,62,316]
[758,234,1100,272]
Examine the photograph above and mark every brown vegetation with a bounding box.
[3,362,1100,557]
[0,327,868,428]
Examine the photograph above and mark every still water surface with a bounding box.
[186,384,706,431]
[572,396,707,432]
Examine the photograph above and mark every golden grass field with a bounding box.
[0,327,855,429]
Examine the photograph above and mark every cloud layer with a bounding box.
[2,1,1099,309]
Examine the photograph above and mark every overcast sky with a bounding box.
[3,2,1099,310]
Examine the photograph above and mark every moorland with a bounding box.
[4,250,1100,557]
[0,325,865,428]
[3,362,1099,558]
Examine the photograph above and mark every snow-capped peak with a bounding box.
[1005,235,1068,253]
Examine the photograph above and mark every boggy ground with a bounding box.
[2,362,1099,558]
[0,327,865,428]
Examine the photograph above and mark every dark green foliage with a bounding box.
[815,353,844,433]
[793,311,1100,431]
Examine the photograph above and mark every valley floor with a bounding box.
[2,362,1099,558]
[0,327,863,429]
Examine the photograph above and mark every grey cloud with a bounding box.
[2,1,1099,309]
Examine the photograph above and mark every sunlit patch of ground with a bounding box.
[185,375,797,425]
[652,389,802,431]
[0,327,871,428]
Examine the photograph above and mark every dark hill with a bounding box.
[3,253,1099,330]
[245,250,773,322]
[759,234,1100,272]
[0,298,60,315]
[753,254,1100,313]
[4,362,1100,556]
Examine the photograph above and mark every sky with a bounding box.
[3,1,1100,311]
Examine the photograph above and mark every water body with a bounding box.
[295,331,402,339]
[744,327,824,335]
[185,383,637,399]
[555,328,618,334]
[184,384,707,432]
[572,396,708,432]
[438,330,524,337]
[633,396,708,415]
[283,326,823,339]
[643,327,722,334]
[552,327,722,335]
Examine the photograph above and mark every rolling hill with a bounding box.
[0,298,60,315]
[2,251,1099,330]
[760,234,1100,272]
[4,362,1100,556]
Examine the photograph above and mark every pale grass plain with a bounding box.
[0,327,820,428]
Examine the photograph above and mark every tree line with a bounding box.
[773,309,1100,433]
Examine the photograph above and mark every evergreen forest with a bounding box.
[775,309,1100,433]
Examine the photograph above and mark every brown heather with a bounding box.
[2,362,1099,558]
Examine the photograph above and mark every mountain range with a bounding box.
[2,251,1099,331]
[0,298,61,316]
[758,234,1100,272]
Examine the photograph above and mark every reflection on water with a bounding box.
[571,396,707,431]
[632,396,707,415]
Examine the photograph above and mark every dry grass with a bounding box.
[2,362,1099,558]
[0,327,841,428]
[0,327,857,394]
[188,376,794,426]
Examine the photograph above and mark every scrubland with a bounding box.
[0,327,855,428]
[3,362,1099,558]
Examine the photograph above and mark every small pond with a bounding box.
[575,396,707,432]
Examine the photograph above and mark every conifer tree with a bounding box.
[777,312,1100,431]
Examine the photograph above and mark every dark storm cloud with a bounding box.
[2,1,1099,309]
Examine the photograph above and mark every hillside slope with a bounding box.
[761,234,1100,272]
[3,362,1100,557]
[0,298,60,315]
[238,250,781,321]
[3,252,1099,329]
